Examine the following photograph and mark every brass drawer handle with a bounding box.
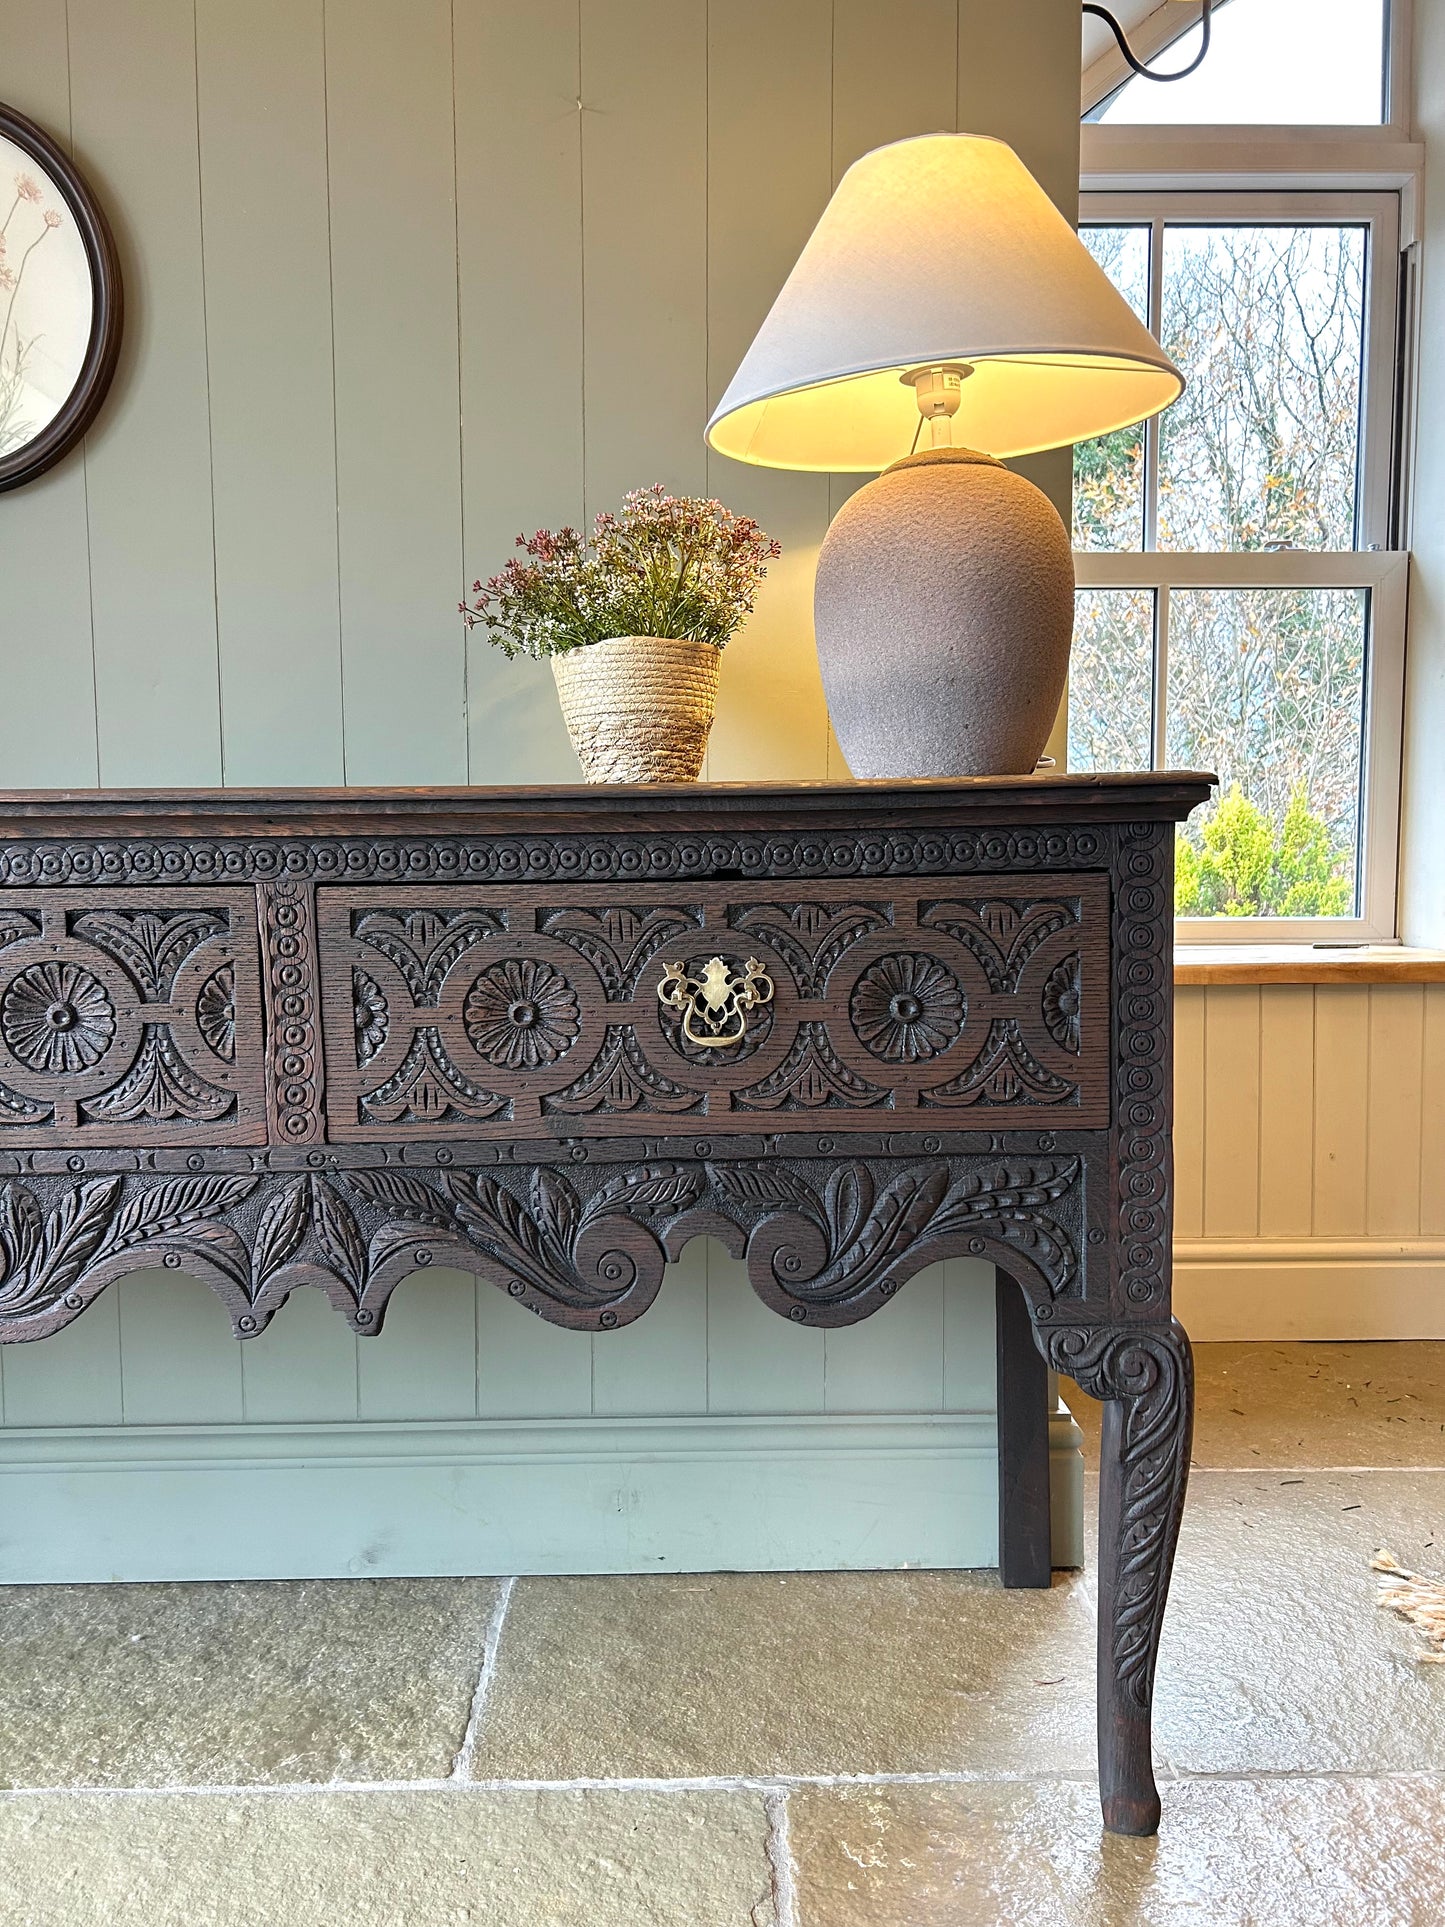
[657,956,774,1048]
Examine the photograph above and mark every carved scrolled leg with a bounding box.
[1043,1318,1194,1836]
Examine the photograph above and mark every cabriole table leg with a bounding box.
[1044,1318,1194,1836]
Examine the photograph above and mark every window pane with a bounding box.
[1159,224,1365,553]
[1089,0,1386,126]
[1167,587,1366,918]
[1069,589,1155,771]
[1073,227,1149,553]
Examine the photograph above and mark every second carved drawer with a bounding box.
[316,875,1110,1138]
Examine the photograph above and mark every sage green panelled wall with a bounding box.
[0,0,1082,1580]
[0,0,1079,788]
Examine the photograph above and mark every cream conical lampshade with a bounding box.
[705,132,1181,470]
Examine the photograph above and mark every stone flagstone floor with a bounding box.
[4,1341,1445,1924]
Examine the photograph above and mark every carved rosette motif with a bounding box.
[196,966,236,1063]
[1,961,115,1072]
[353,970,388,1066]
[463,958,580,1069]
[1043,954,1082,1052]
[0,899,254,1137]
[849,953,964,1062]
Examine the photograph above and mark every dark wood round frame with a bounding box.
[0,100,122,494]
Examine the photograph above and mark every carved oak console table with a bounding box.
[0,774,1209,1834]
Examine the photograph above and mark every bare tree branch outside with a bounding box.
[1070,223,1368,917]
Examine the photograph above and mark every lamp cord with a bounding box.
[1082,0,1214,81]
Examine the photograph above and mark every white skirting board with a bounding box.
[1174,1239,1445,1340]
[0,1409,1085,1586]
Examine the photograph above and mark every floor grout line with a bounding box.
[449,1575,517,1783]
[8,1765,1442,1803]
[763,1787,799,1927]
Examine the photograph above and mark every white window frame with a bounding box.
[1072,187,1409,944]
[1081,0,1411,136]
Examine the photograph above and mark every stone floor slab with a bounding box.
[469,1569,1098,1781]
[0,1787,777,1927]
[788,1774,1445,1927]
[1153,1467,1445,1776]
[0,1578,504,1788]
[1066,1340,1445,1469]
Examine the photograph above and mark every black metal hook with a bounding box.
[1083,0,1214,82]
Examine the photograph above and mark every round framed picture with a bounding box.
[0,101,122,493]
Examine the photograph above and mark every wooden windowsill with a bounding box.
[1175,945,1445,986]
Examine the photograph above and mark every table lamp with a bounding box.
[705,133,1183,778]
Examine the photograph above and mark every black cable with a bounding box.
[1082,0,1214,81]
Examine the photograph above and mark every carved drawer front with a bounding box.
[317,875,1109,1139]
[0,891,265,1145]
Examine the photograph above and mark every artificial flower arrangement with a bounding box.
[462,485,779,782]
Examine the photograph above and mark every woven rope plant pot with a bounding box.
[551,635,722,784]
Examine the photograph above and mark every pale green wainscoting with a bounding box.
[0,0,1085,1579]
[0,1247,1083,1584]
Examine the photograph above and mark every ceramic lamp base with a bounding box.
[814,447,1075,778]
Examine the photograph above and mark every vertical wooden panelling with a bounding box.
[1366,985,1425,1237]
[475,1280,592,1420]
[705,1243,826,1415]
[455,0,583,784]
[825,1265,947,1413]
[1418,985,1445,1237]
[1257,984,1315,1236]
[959,0,1079,578]
[67,0,222,785]
[241,1289,358,1424]
[959,0,1079,210]
[1173,988,1205,1239]
[356,1269,477,1421]
[0,0,99,785]
[1202,986,1261,1238]
[0,2,1126,1498]
[325,0,465,783]
[579,0,708,518]
[0,1291,121,1427]
[116,1275,243,1424]
[1313,985,1372,1237]
[941,1259,997,1412]
[825,0,960,542]
[591,1242,709,1418]
[195,0,344,785]
[831,0,959,179]
[703,0,834,782]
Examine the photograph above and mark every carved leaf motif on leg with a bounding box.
[1045,1321,1194,1710]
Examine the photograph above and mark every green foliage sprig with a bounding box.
[461,485,781,661]
[1175,784,1352,918]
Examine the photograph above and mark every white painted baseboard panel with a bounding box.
[0,1411,1084,1586]
[1174,1239,1445,1340]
